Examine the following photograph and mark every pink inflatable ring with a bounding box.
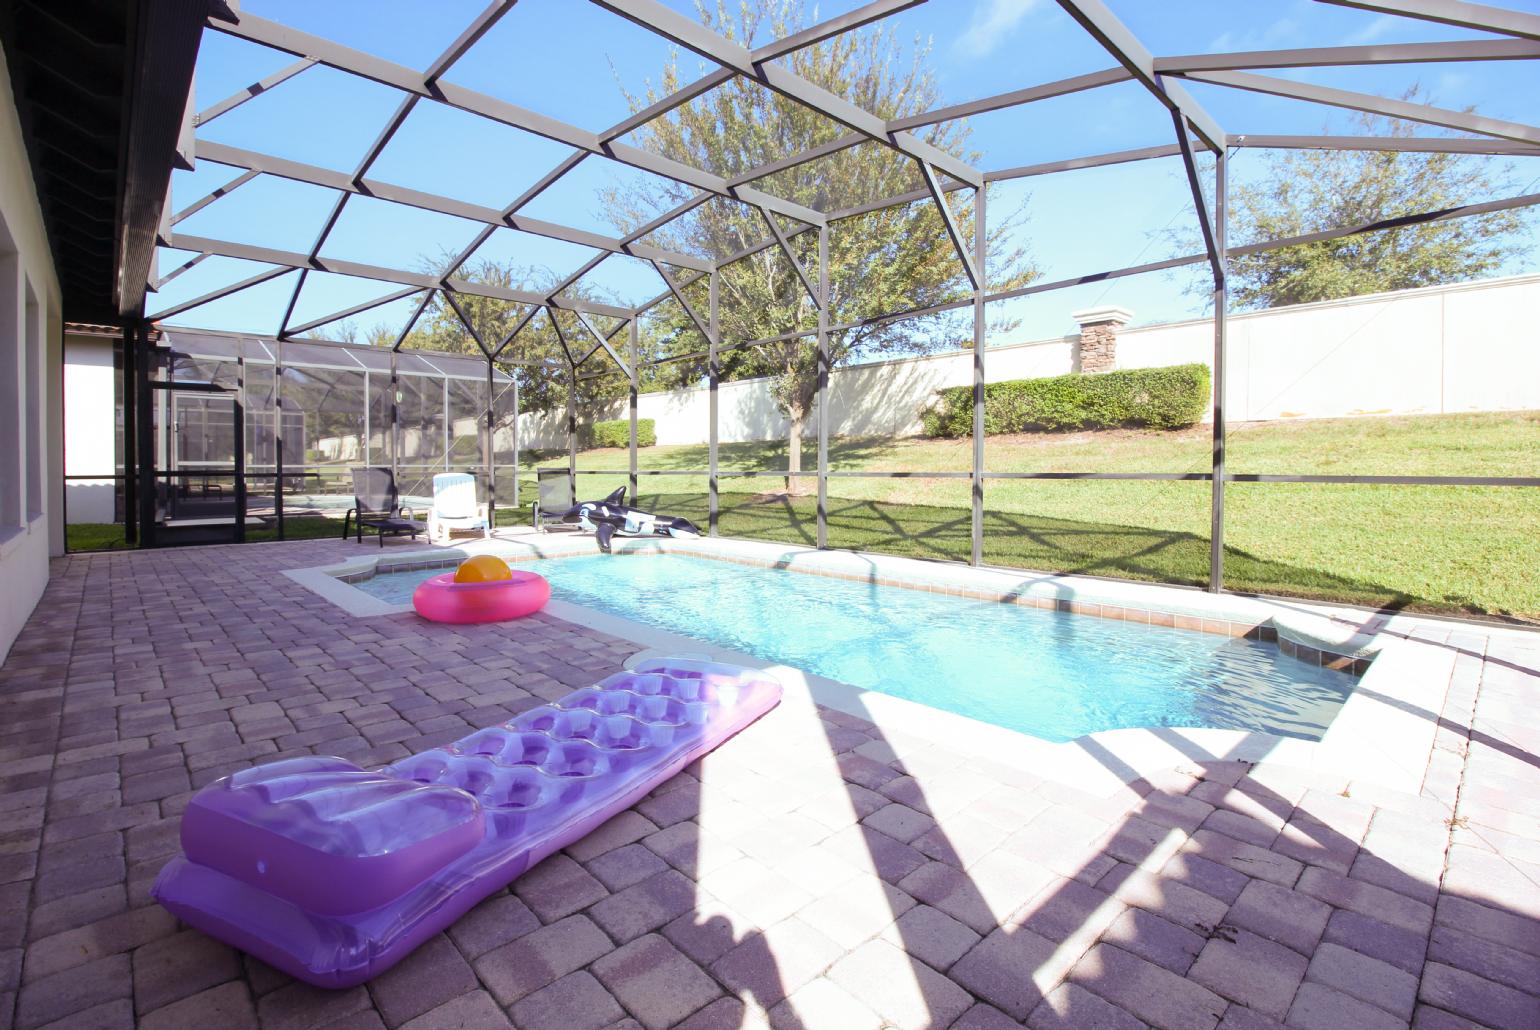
[412,569,550,623]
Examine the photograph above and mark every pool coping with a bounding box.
[283,534,1457,798]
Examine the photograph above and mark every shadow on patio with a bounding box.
[2,540,1538,1029]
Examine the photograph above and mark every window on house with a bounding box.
[0,216,21,536]
[25,284,42,522]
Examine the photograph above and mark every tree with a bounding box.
[1212,93,1531,310]
[600,0,1035,490]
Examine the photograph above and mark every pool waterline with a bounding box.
[355,551,1359,744]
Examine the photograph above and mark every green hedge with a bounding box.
[921,364,1210,437]
[590,418,656,448]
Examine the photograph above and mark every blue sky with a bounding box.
[155,0,1540,347]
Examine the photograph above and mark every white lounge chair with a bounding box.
[428,473,491,543]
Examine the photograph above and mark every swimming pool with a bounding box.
[358,553,1357,743]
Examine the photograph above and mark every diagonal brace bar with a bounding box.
[287,286,426,337]
[1314,0,1540,43]
[442,291,493,358]
[1171,106,1224,288]
[1177,69,1540,145]
[757,207,821,306]
[918,161,980,290]
[573,311,635,380]
[170,169,259,225]
[649,260,718,346]
[493,305,543,358]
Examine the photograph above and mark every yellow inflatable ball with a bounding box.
[453,554,513,583]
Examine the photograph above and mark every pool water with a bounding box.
[359,554,1357,743]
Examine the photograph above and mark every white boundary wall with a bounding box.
[516,272,1540,448]
[64,332,117,523]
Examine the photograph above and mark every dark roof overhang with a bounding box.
[0,0,213,325]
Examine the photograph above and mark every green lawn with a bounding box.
[66,411,1539,621]
[533,411,1540,622]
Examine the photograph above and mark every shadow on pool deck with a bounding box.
[2,539,1538,1028]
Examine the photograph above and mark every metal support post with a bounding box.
[512,377,520,509]
[121,325,138,545]
[628,319,639,501]
[484,351,497,528]
[275,336,285,540]
[566,360,578,499]
[1209,151,1229,593]
[816,225,830,550]
[971,185,987,566]
[388,348,399,489]
[708,270,719,536]
[234,353,247,544]
[134,323,157,548]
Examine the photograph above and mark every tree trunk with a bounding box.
[785,410,806,496]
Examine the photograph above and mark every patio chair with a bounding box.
[428,472,491,543]
[532,467,576,533]
[343,467,426,547]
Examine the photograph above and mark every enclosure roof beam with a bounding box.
[1229,187,1540,257]
[1230,133,1540,154]
[192,141,714,272]
[985,143,1185,181]
[147,266,292,321]
[728,133,864,188]
[548,190,716,308]
[703,186,1540,354]
[724,67,1145,189]
[305,93,420,268]
[501,1,915,292]
[638,120,1420,317]
[195,58,317,127]
[1313,0,1540,42]
[598,1,921,147]
[207,9,826,227]
[1155,37,1540,72]
[286,286,426,337]
[573,310,635,379]
[988,188,1540,305]
[149,251,210,292]
[440,152,594,283]
[588,0,984,188]
[889,67,1133,131]
[169,169,259,225]
[824,173,971,222]
[918,161,980,289]
[1177,69,1540,145]
[162,231,637,318]
[424,0,516,84]
[1054,0,1225,151]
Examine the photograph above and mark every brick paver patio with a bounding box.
[1,539,1537,1029]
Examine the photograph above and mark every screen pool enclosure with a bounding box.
[112,0,1540,591]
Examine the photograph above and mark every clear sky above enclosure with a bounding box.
[152,0,1540,349]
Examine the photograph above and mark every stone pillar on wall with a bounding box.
[1071,305,1132,373]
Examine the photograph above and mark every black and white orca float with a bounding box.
[562,487,701,552]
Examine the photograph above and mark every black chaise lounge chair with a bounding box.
[343,467,426,547]
[532,467,576,533]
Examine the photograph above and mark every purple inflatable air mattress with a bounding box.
[152,657,781,987]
